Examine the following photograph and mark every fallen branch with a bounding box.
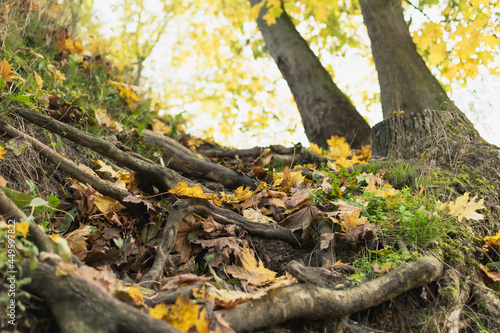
[219,255,443,332]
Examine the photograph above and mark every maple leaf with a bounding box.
[152,118,171,134]
[308,142,323,155]
[150,294,209,333]
[340,209,368,232]
[443,192,485,222]
[483,230,500,250]
[0,58,16,82]
[225,247,277,286]
[115,285,144,307]
[94,195,126,215]
[169,182,213,199]
[327,135,350,159]
[47,65,66,84]
[478,263,500,282]
[65,225,92,252]
[243,208,276,224]
[15,221,30,238]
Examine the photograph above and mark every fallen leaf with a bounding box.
[483,230,500,250]
[340,209,368,232]
[478,263,500,282]
[65,225,92,252]
[159,274,212,291]
[0,58,16,82]
[34,71,43,89]
[15,221,30,238]
[225,247,277,286]
[243,208,276,224]
[444,192,485,222]
[150,294,209,333]
[94,195,126,215]
[279,206,322,233]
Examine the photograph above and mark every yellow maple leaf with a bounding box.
[445,192,485,222]
[150,295,209,333]
[116,285,144,307]
[327,135,351,159]
[94,195,126,215]
[225,247,277,286]
[309,142,323,155]
[15,221,30,238]
[225,186,253,202]
[483,230,500,249]
[47,65,66,84]
[152,118,171,134]
[341,209,368,232]
[110,80,140,111]
[0,146,6,159]
[0,58,16,82]
[34,71,43,89]
[169,182,212,199]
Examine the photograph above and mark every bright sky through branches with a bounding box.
[93,0,500,148]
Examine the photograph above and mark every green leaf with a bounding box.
[48,194,60,208]
[0,187,34,208]
[60,207,77,233]
[29,197,48,207]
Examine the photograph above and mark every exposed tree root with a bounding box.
[144,133,257,189]
[220,255,443,332]
[0,122,150,221]
[0,188,56,253]
[199,142,331,166]
[22,261,181,333]
[141,198,299,286]
[12,107,197,192]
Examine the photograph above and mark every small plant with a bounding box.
[348,245,422,284]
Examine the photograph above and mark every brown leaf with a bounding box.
[159,274,211,291]
[65,225,92,252]
[479,263,500,282]
[279,206,323,232]
[345,222,375,244]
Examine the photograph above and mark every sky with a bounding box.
[92,1,500,148]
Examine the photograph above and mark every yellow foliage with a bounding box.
[15,221,30,238]
[34,71,43,90]
[340,209,368,232]
[225,247,277,286]
[0,146,6,159]
[0,58,16,82]
[150,295,209,333]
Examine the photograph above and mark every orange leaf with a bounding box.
[0,58,16,82]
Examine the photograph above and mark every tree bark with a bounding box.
[249,0,371,149]
[358,0,459,119]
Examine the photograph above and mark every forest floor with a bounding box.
[1,5,500,333]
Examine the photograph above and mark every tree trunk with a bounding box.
[358,0,459,119]
[358,0,486,158]
[249,0,371,149]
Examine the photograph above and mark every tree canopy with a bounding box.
[53,0,499,146]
